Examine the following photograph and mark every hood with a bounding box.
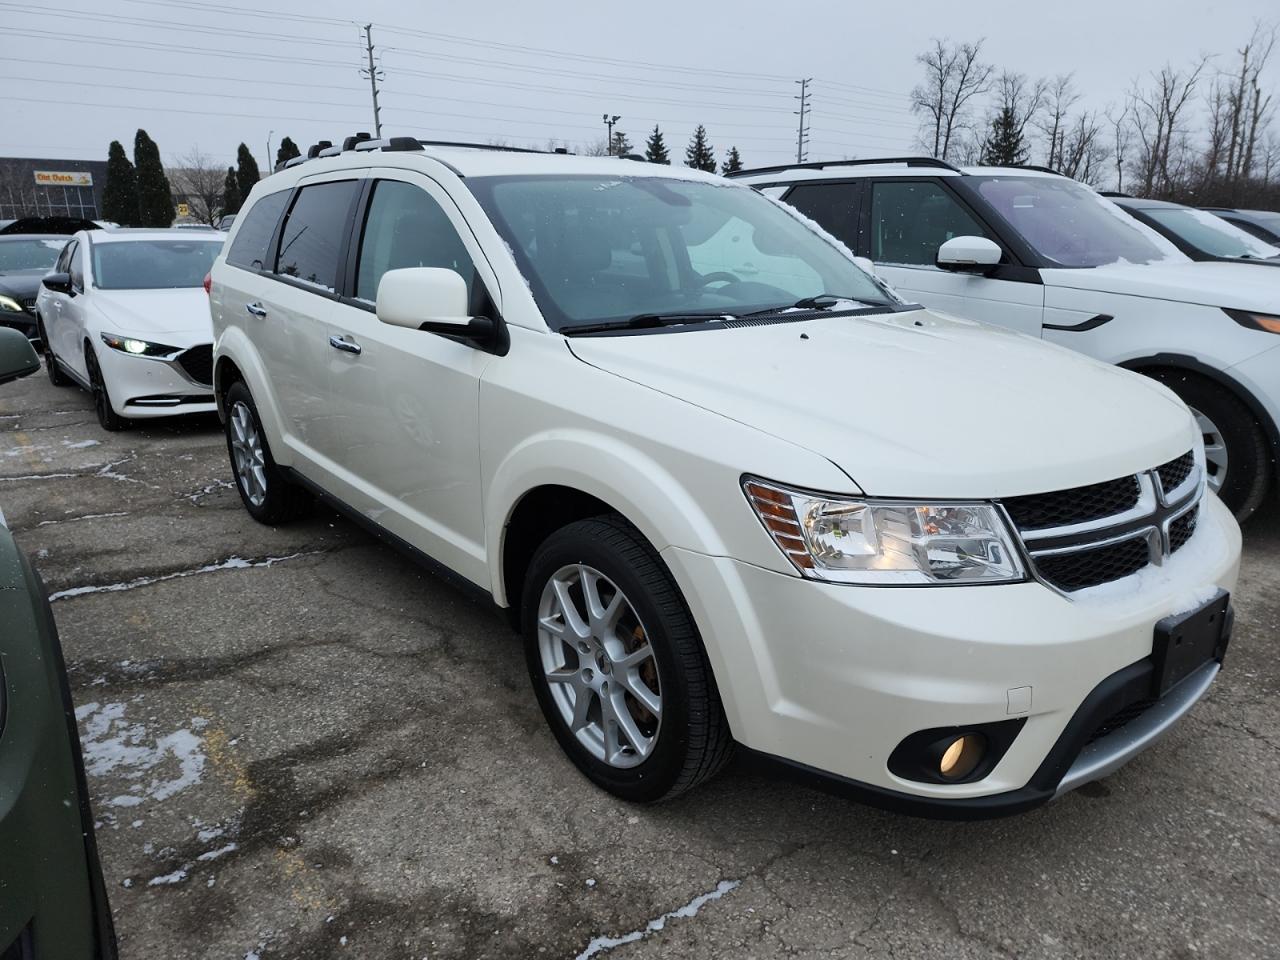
[1042,260,1280,311]
[0,272,44,301]
[91,287,213,339]
[568,309,1196,499]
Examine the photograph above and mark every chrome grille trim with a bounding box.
[1000,450,1205,597]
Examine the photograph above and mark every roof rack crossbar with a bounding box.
[726,156,962,179]
[415,139,543,154]
[341,132,373,151]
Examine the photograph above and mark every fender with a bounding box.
[1119,352,1280,457]
[485,429,754,607]
[213,326,294,468]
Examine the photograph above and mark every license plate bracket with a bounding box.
[1151,591,1230,697]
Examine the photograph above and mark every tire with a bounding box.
[223,380,311,524]
[84,344,128,432]
[521,515,733,802]
[1151,370,1270,521]
[38,318,70,387]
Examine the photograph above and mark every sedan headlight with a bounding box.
[0,294,22,313]
[743,477,1026,585]
[100,333,179,357]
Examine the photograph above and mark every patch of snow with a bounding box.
[148,869,188,886]
[50,551,319,601]
[77,702,206,806]
[197,843,238,862]
[37,511,128,527]
[574,879,740,960]
[62,439,101,449]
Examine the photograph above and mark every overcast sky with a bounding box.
[2,0,1277,173]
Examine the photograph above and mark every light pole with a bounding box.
[603,114,621,155]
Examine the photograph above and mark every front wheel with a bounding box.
[223,381,311,524]
[521,516,733,802]
[1151,371,1270,521]
[39,319,70,386]
[84,345,128,431]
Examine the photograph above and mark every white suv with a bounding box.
[209,138,1241,817]
[732,159,1280,520]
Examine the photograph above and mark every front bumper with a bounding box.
[663,493,1241,817]
[95,340,216,418]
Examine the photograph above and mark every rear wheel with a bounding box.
[84,344,128,432]
[522,516,732,802]
[38,318,70,386]
[1151,370,1270,521]
[224,380,310,524]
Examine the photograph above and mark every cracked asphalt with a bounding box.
[2,371,1278,960]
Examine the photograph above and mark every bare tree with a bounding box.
[1038,74,1082,169]
[168,148,226,225]
[910,38,994,161]
[1107,105,1132,193]
[1127,59,1208,197]
[581,137,611,157]
[1059,112,1109,185]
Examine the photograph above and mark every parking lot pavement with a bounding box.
[2,371,1278,960]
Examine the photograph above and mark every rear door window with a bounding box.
[273,181,359,292]
[226,189,289,272]
[868,180,993,266]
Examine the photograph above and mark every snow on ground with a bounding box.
[76,701,207,809]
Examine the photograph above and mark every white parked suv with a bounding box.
[36,228,224,430]
[209,138,1241,817]
[731,159,1280,520]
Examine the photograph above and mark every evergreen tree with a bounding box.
[609,130,633,157]
[102,140,140,227]
[644,125,670,164]
[222,167,241,217]
[979,107,1029,166]
[685,125,716,172]
[275,136,301,169]
[721,146,744,175]
[133,129,174,227]
[235,144,261,204]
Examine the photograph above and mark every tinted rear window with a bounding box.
[226,190,289,271]
[784,182,860,249]
[274,181,359,292]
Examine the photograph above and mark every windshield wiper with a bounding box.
[741,293,879,317]
[561,312,729,336]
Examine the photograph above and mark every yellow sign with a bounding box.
[34,170,93,187]
[176,203,190,217]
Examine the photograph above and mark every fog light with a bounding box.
[938,734,985,780]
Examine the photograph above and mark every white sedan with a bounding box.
[36,228,224,430]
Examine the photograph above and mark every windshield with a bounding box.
[91,239,223,290]
[467,174,894,330]
[973,176,1186,268]
[0,237,65,272]
[1146,207,1280,259]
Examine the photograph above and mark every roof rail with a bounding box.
[997,163,1065,176]
[725,156,962,179]
[416,139,544,154]
[269,135,572,179]
[341,132,373,151]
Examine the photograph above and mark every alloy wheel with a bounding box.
[229,401,268,507]
[1190,406,1228,493]
[536,564,662,768]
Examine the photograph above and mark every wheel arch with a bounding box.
[1120,353,1280,459]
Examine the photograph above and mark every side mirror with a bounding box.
[936,236,1002,274]
[375,267,507,354]
[0,327,40,386]
[42,272,72,295]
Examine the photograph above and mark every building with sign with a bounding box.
[0,157,108,222]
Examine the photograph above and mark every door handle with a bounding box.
[245,302,267,318]
[328,334,362,355]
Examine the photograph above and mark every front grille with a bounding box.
[1086,697,1157,745]
[1009,450,1201,594]
[177,344,213,385]
[1036,536,1152,592]
[1157,452,1194,494]
[1168,506,1198,553]
[19,296,36,313]
[1003,474,1140,531]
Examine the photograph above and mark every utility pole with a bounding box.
[794,78,812,164]
[266,130,274,172]
[361,24,384,138]
[603,114,620,155]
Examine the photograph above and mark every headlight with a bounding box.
[0,295,22,313]
[743,477,1026,585]
[100,333,179,357]
[1224,308,1280,334]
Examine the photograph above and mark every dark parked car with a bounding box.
[1202,207,1280,244]
[0,235,68,340]
[1109,196,1280,266]
[0,327,118,958]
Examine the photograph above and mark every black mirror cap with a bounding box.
[0,326,40,385]
[42,272,72,294]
